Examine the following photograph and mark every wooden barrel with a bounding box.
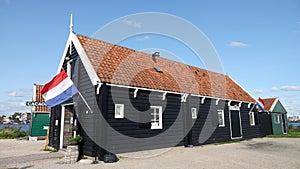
[64,145,79,164]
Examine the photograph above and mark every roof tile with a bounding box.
[35,84,51,112]
[262,98,277,111]
[77,34,255,102]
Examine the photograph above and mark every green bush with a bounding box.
[0,127,28,139]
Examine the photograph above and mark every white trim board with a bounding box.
[59,103,74,149]
[57,32,100,85]
[107,83,255,105]
[269,98,288,113]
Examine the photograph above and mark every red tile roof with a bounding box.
[34,84,51,112]
[262,98,277,111]
[76,34,255,102]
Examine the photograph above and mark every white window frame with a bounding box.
[274,114,280,124]
[249,112,255,126]
[218,110,225,127]
[191,108,197,119]
[150,106,163,130]
[67,59,73,77]
[114,104,124,119]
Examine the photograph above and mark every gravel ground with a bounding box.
[1,138,300,169]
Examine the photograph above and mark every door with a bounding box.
[60,104,74,148]
[230,110,242,139]
[282,114,287,134]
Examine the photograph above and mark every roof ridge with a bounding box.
[262,97,278,100]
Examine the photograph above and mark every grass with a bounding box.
[43,148,58,152]
[267,125,300,138]
[0,127,29,139]
[215,138,252,145]
[267,132,300,138]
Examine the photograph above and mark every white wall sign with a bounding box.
[229,105,240,111]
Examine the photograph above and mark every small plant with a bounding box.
[91,160,99,164]
[81,156,88,159]
[69,134,83,142]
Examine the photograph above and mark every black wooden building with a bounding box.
[48,31,261,159]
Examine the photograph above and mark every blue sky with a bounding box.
[0,0,299,116]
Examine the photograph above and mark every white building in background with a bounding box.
[288,112,300,122]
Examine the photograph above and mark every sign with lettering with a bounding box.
[26,101,47,106]
[229,105,240,111]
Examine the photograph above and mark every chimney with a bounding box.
[152,52,160,63]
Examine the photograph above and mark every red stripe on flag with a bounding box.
[41,70,68,95]
[258,97,266,107]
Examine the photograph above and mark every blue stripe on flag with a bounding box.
[45,85,78,108]
[256,102,265,112]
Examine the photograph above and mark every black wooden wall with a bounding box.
[189,98,260,146]
[102,86,185,154]
[258,112,273,137]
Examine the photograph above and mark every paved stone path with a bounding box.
[0,152,64,168]
[0,139,64,168]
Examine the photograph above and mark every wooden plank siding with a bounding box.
[102,86,185,154]
[189,99,260,146]
[240,103,260,139]
[189,98,231,145]
[73,52,101,157]
[30,113,50,137]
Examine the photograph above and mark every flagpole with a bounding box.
[248,103,256,114]
[76,91,93,114]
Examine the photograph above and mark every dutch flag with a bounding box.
[41,70,78,108]
[256,97,265,112]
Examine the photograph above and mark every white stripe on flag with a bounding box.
[42,77,74,101]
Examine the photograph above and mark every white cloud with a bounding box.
[0,99,30,116]
[8,91,18,97]
[229,41,248,47]
[285,102,300,116]
[123,19,141,29]
[253,89,263,94]
[136,36,150,41]
[271,87,280,91]
[7,88,31,97]
[271,86,300,92]
[280,86,300,91]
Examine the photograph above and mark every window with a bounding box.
[274,114,280,124]
[218,110,225,127]
[150,106,163,130]
[249,112,255,126]
[191,108,197,119]
[114,104,124,118]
